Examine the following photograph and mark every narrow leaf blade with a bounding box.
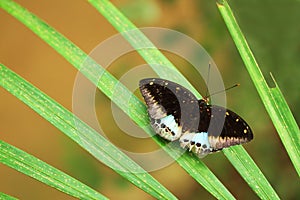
[0,140,108,200]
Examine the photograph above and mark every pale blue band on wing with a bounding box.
[179,132,211,158]
[151,115,182,141]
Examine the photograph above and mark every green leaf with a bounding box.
[222,146,278,199]
[217,0,300,198]
[0,1,177,199]
[0,192,18,200]
[0,140,108,200]
[0,62,176,200]
[268,74,300,175]
[217,0,299,176]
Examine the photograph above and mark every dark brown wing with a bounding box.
[198,99,253,151]
[139,78,200,133]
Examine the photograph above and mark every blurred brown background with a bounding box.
[0,0,299,199]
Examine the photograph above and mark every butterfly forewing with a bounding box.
[139,78,200,133]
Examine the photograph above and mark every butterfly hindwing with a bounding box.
[198,100,253,151]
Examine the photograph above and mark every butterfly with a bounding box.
[139,78,253,158]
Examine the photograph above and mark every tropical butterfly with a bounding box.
[139,78,253,158]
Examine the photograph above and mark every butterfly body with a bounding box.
[139,78,253,158]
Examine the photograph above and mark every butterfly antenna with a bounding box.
[207,83,240,98]
[204,62,211,98]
